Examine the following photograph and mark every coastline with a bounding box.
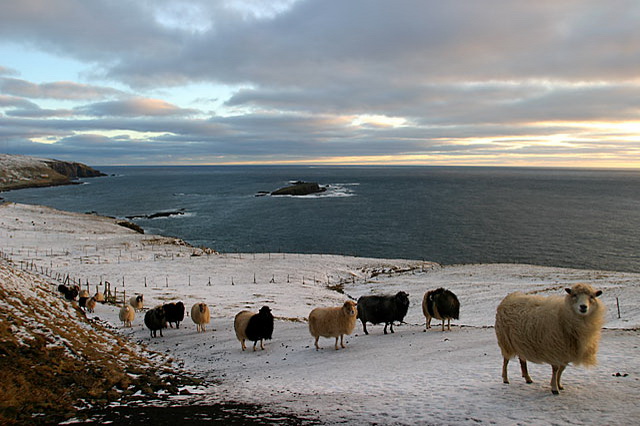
[1,202,639,424]
[0,154,105,194]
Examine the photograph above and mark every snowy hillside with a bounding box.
[1,202,638,425]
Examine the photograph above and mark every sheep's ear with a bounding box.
[595,290,602,297]
[565,288,572,295]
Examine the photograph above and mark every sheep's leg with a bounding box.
[314,336,320,351]
[334,337,340,350]
[556,365,566,390]
[253,341,258,351]
[425,316,431,330]
[383,323,388,334]
[519,358,533,383]
[550,365,560,394]
[260,339,265,350]
[363,321,369,335]
[447,318,451,331]
[340,334,346,349]
[241,339,246,351]
[389,322,394,333]
[441,320,445,332]
[502,358,510,384]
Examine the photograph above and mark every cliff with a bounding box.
[0,154,105,192]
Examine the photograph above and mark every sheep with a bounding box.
[357,291,410,335]
[191,302,210,333]
[119,304,135,327]
[234,306,274,351]
[79,289,90,298]
[495,283,605,394]
[144,306,167,338]
[129,294,144,311]
[422,288,460,331]
[58,284,79,301]
[85,296,97,313]
[79,296,89,309]
[163,301,185,328]
[308,300,358,351]
[93,289,105,303]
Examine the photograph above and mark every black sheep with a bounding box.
[144,307,167,338]
[58,284,79,301]
[163,301,185,328]
[234,306,274,351]
[357,291,410,335]
[422,288,460,331]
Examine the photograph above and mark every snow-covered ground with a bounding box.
[1,202,639,425]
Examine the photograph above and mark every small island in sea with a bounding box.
[270,181,327,196]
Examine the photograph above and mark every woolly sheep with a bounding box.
[234,306,274,351]
[119,304,135,327]
[58,284,79,301]
[163,301,185,328]
[144,306,167,338]
[129,294,144,311]
[357,291,410,335]
[79,289,90,298]
[495,283,605,394]
[422,288,460,331]
[191,302,210,333]
[85,296,97,313]
[308,300,358,351]
[93,290,105,303]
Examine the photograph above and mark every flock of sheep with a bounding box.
[57,281,605,395]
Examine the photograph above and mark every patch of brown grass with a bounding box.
[0,265,200,425]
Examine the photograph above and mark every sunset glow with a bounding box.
[1,1,639,167]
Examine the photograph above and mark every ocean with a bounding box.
[3,166,640,272]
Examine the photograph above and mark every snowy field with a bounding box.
[1,202,639,425]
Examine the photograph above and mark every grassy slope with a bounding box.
[0,263,199,425]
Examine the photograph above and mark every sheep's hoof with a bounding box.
[526,379,533,384]
[552,390,559,395]
[503,379,510,384]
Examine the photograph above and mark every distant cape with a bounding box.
[0,154,105,192]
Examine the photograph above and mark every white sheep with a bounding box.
[495,283,605,394]
[85,296,97,313]
[119,304,135,327]
[191,302,210,333]
[308,300,358,351]
[129,294,144,311]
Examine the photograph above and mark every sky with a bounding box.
[1,0,640,167]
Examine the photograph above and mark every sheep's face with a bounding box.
[343,301,357,317]
[565,284,602,316]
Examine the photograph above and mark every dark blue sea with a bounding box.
[3,166,640,272]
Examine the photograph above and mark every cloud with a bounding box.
[76,98,199,117]
[1,0,639,166]
[0,77,123,100]
[0,94,39,109]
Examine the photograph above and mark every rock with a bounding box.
[271,182,327,196]
[0,154,105,192]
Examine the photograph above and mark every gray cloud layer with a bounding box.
[1,0,639,165]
